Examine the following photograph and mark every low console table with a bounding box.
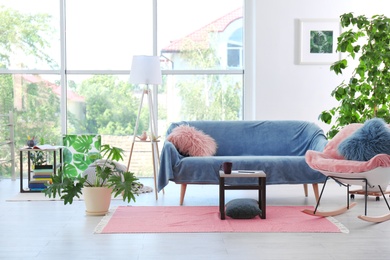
[19,145,63,193]
[219,170,267,220]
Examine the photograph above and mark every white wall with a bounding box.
[254,0,390,132]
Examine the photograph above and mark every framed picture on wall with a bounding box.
[299,19,341,65]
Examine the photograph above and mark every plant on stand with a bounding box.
[43,144,142,215]
[30,151,46,169]
[28,137,49,169]
[319,13,390,138]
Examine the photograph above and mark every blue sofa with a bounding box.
[158,120,328,205]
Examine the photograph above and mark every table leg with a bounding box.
[20,151,23,192]
[27,151,31,190]
[59,148,63,172]
[259,177,266,219]
[53,150,57,175]
[219,177,225,220]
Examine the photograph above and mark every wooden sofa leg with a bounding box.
[180,184,187,205]
[312,183,319,202]
[303,184,308,197]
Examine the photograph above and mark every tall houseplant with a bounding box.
[319,13,390,138]
[44,144,141,215]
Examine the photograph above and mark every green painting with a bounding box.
[310,30,333,53]
[62,135,101,177]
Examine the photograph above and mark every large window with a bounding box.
[0,0,245,178]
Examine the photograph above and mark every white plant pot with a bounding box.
[82,186,112,216]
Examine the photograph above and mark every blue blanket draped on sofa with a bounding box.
[158,120,328,202]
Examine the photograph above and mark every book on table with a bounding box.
[32,175,52,179]
[32,177,52,182]
[34,165,53,170]
[29,179,52,184]
[28,179,51,190]
[31,144,64,150]
[234,170,264,174]
[33,170,53,175]
[33,165,53,176]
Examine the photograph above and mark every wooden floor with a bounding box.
[1,177,390,259]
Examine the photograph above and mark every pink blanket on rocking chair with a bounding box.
[305,150,390,173]
[305,123,390,173]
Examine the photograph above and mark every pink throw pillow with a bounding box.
[167,125,217,156]
[323,123,362,159]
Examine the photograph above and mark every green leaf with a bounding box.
[63,148,73,164]
[63,135,77,147]
[43,172,86,205]
[72,135,94,154]
[319,112,332,124]
[346,43,354,53]
[108,171,139,203]
[63,163,78,178]
[101,144,124,162]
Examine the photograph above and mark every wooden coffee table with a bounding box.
[219,170,266,220]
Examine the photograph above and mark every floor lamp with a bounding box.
[127,55,162,200]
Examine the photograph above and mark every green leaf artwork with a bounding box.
[62,135,101,177]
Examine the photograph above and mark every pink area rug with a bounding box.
[94,206,348,233]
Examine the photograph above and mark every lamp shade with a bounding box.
[129,55,162,85]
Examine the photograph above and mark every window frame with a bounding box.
[0,0,255,135]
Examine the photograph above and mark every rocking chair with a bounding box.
[303,121,390,223]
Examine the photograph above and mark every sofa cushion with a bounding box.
[166,125,217,156]
[226,198,261,219]
[323,123,362,159]
[338,118,390,161]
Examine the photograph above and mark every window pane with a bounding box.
[66,0,153,70]
[160,74,243,132]
[0,111,13,178]
[0,73,61,148]
[0,1,60,70]
[66,74,154,177]
[158,0,243,70]
[66,75,140,135]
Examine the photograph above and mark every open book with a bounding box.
[32,144,64,150]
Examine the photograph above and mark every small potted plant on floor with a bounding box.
[43,144,142,215]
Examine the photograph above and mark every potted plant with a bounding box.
[319,13,390,138]
[30,150,47,168]
[29,137,49,169]
[43,144,141,215]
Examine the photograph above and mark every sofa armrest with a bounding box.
[158,141,184,191]
[308,130,328,152]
